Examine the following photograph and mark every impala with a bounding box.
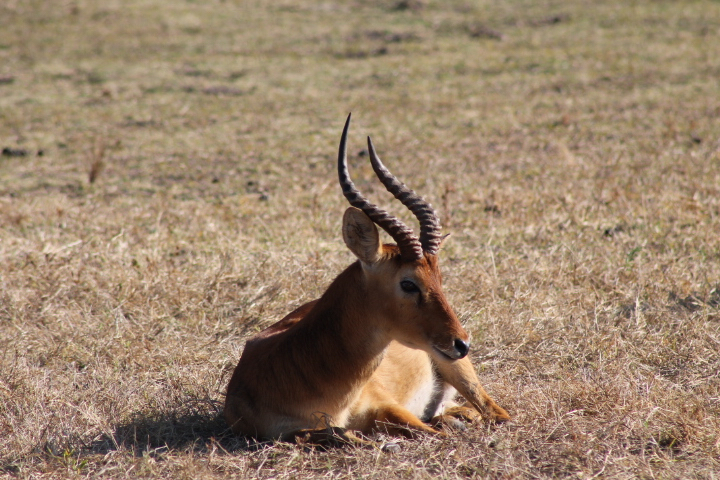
[224,114,510,443]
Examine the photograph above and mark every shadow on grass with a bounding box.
[87,399,269,456]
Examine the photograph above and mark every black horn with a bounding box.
[337,114,423,261]
[367,136,442,255]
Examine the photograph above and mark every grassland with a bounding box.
[1,0,720,478]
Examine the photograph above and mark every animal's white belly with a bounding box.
[403,374,438,418]
[405,376,458,422]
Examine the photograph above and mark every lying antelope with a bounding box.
[224,114,510,443]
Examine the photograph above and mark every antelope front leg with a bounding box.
[374,403,446,438]
[431,404,482,431]
[434,356,511,423]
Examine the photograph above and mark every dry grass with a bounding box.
[2,0,720,478]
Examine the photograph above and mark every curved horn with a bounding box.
[338,114,423,261]
[367,136,442,255]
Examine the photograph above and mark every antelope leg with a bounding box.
[433,356,511,423]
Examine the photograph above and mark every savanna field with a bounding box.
[1,0,720,478]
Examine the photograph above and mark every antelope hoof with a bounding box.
[432,415,467,431]
[381,442,401,453]
[487,404,511,423]
[432,405,480,431]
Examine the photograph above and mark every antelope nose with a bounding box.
[453,338,470,358]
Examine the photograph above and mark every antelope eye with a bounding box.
[400,280,420,294]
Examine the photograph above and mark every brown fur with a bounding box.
[224,208,509,441]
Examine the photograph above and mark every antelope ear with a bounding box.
[342,207,381,265]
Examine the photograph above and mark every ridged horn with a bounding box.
[338,114,423,261]
[367,136,442,255]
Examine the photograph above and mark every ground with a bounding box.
[1,0,719,478]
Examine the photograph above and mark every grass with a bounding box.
[1,0,720,478]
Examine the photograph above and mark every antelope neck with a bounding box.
[291,262,392,384]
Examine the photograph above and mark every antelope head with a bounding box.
[338,114,470,361]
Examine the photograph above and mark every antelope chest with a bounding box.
[372,342,458,421]
[403,369,459,422]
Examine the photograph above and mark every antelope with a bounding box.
[224,114,510,444]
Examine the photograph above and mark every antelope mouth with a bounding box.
[432,345,458,361]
